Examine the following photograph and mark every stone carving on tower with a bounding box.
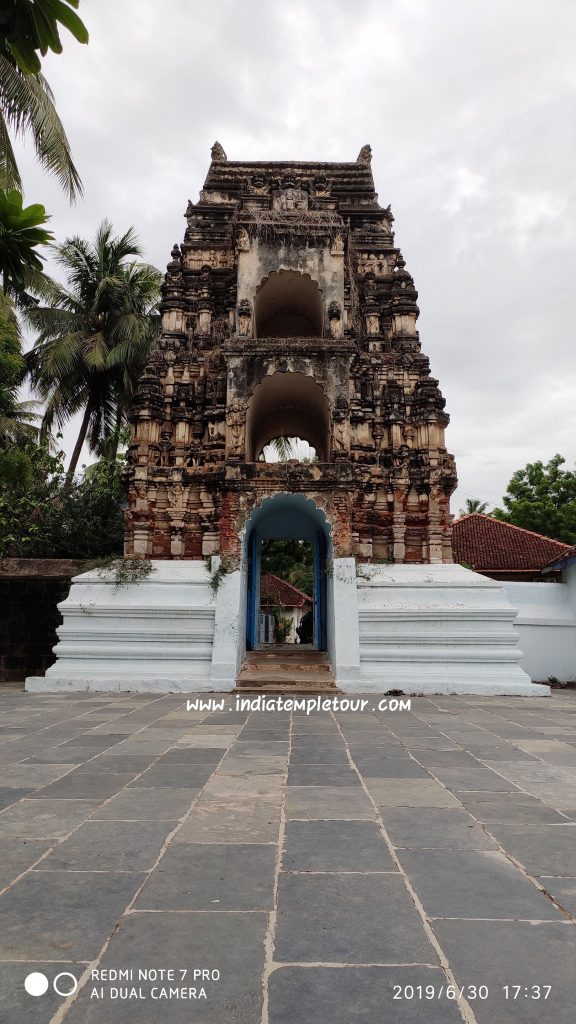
[125,144,458,563]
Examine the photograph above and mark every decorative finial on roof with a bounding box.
[356,144,372,165]
[211,141,227,162]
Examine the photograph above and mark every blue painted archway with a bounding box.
[243,494,332,652]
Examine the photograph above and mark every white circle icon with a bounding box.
[53,972,78,997]
[24,972,49,997]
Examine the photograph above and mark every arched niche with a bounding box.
[254,270,324,338]
[246,372,330,462]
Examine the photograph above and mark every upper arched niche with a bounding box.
[254,270,323,338]
[246,371,330,462]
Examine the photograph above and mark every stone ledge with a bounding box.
[0,558,88,579]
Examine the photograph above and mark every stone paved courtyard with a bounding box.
[0,689,575,1023]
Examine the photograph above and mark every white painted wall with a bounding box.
[502,580,576,683]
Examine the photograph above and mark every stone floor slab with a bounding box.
[39,820,175,871]
[461,795,571,824]
[135,843,277,910]
[62,911,269,1023]
[33,772,134,801]
[91,787,197,820]
[381,807,497,850]
[275,873,437,963]
[268,966,465,1024]
[432,919,576,1023]
[536,876,576,915]
[0,798,98,837]
[282,819,396,871]
[398,849,561,920]
[370,779,461,807]
[287,764,361,786]
[0,870,143,959]
[285,786,376,819]
[486,823,576,875]
[128,764,215,789]
[175,795,281,843]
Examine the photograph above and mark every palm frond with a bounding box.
[0,55,82,200]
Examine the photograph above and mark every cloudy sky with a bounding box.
[16,0,576,514]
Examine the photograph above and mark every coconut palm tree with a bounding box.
[25,221,162,480]
[0,286,40,443]
[459,498,490,516]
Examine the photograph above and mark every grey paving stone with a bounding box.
[359,759,433,779]
[285,786,375,819]
[411,749,486,767]
[432,919,576,1023]
[268,966,465,1023]
[0,787,35,810]
[220,755,287,775]
[275,873,437,963]
[0,870,143,959]
[0,799,98,837]
[381,808,496,850]
[482,761,573,784]
[230,740,289,757]
[0,961,87,1024]
[290,745,349,765]
[23,750,87,764]
[287,764,361,786]
[282,820,396,871]
[536,876,576,915]
[136,843,276,910]
[128,764,215,789]
[176,795,281,843]
[461,795,571,824]
[74,755,155,774]
[369,779,461,808]
[0,838,52,886]
[154,747,226,764]
[397,849,561,920]
[430,767,518,792]
[33,771,134,801]
[39,820,175,871]
[62,911,268,1023]
[0,764,74,788]
[91,787,198,820]
[486,823,576,875]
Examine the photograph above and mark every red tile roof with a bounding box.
[451,514,572,572]
[544,544,576,569]
[260,573,312,608]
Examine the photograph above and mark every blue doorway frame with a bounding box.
[244,495,330,653]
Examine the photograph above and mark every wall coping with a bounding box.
[0,559,89,579]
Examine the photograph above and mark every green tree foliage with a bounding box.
[0,188,53,292]
[0,440,124,558]
[0,1,86,198]
[0,286,40,442]
[458,498,490,516]
[493,455,576,545]
[261,538,314,596]
[0,0,88,75]
[25,221,162,480]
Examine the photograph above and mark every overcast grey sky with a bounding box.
[16,0,576,513]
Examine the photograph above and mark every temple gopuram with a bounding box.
[124,143,457,565]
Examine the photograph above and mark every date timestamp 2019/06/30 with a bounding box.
[392,984,552,1001]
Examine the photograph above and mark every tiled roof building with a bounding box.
[451,514,572,581]
[260,573,311,609]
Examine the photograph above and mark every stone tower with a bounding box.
[125,144,457,564]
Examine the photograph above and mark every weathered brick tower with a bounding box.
[125,143,457,563]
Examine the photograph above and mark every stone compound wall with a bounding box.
[502,577,576,683]
[0,561,85,682]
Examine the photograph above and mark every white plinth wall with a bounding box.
[26,559,550,696]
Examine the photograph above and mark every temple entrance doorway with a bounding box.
[243,494,331,654]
